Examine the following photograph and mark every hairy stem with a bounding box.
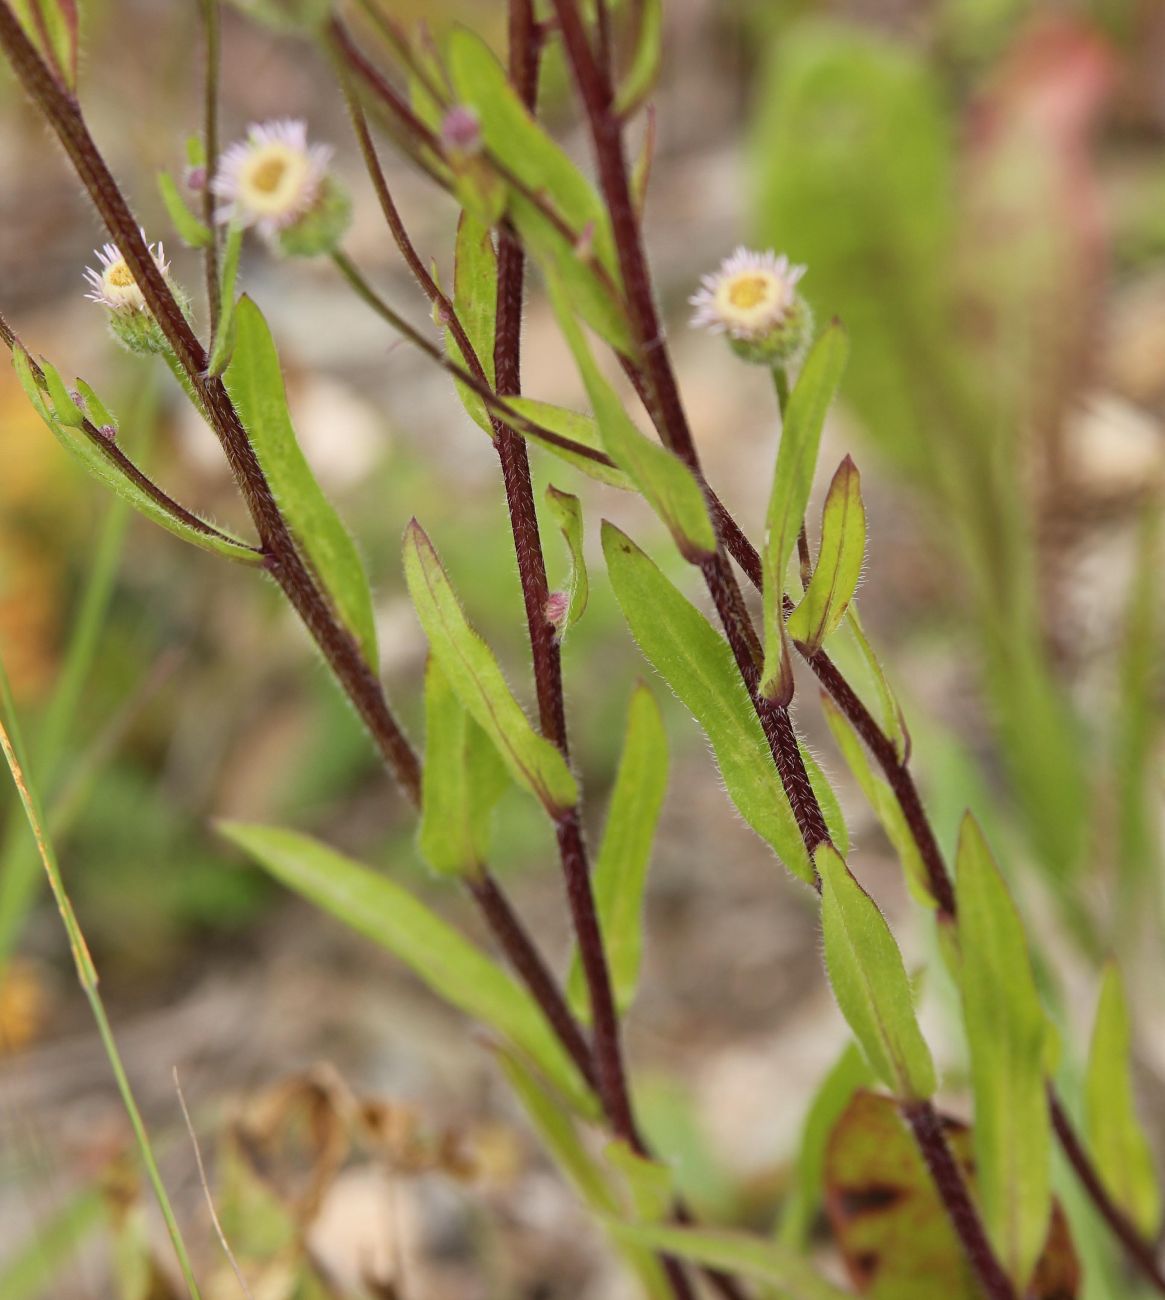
[199,0,221,334]
[902,1101,1018,1300]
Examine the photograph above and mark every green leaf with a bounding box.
[157,171,212,248]
[447,211,497,433]
[225,296,379,665]
[1084,963,1161,1240]
[39,359,85,427]
[446,27,633,353]
[846,605,911,763]
[761,323,849,699]
[496,1049,672,1299]
[73,379,117,434]
[603,521,837,883]
[614,0,662,117]
[0,1187,105,1300]
[10,0,78,92]
[403,521,577,815]
[608,1222,852,1300]
[207,223,244,377]
[777,1042,873,1248]
[220,822,594,1115]
[820,694,934,908]
[12,350,259,566]
[817,844,935,1099]
[551,279,716,561]
[955,814,1051,1291]
[418,656,509,877]
[568,685,667,1020]
[503,397,633,489]
[544,485,589,635]
[605,1140,673,1223]
[788,455,866,653]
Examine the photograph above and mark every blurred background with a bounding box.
[1,0,1163,1295]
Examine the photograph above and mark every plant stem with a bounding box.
[1049,1088,1165,1292]
[902,1101,1018,1300]
[199,0,221,334]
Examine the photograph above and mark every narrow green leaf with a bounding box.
[603,521,844,883]
[225,296,379,665]
[0,1187,105,1300]
[12,350,259,566]
[220,822,594,1115]
[817,844,935,1099]
[761,323,849,698]
[955,814,1051,1291]
[447,211,497,433]
[418,656,509,877]
[207,223,244,377]
[614,0,662,117]
[403,520,577,815]
[503,397,633,489]
[846,605,911,763]
[608,1222,852,1300]
[777,1042,873,1248]
[73,379,117,434]
[788,455,866,653]
[1084,963,1161,1240]
[158,171,212,248]
[544,485,589,635]
[10,0,77,91]
[551,278,716,561]
[568,685,667,1020]
[39,359,85,427]
[446,27,633,352]
[820,694,934,908]
[497,1049,672,1299]
[1114,510,1162,904]
[605,1140,673,1223]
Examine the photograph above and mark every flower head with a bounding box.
[83,239,169,314]
[212,119,335,243]
[83,237,184,354]
[690,247,811,366]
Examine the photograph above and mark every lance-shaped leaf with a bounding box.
[446,27,633,352]
[614,0,663,117]
[404,521,578,815]
[157,171,212,249]
[226,297,379,665]
[552,279,716,562]
[608,1222,852,1300]
[418,656,509,877]
[13,350,260,566]
[820,694,934,908]
[817,845,936,1099]
[956,814,1051,1291]
[10,0,78,92]
[788,455,866,653]
[1084,963,1161,1239]
[503,397,632,489]
[446,212,497,434]
[761,323,849,698]
[497,1050,673,1299]
[778,1042,873,1248]
[220,822,594,1115]
[603,522,846,883]
[846,604,911,763]
[568,685,668,1020]
[544,484,589,636]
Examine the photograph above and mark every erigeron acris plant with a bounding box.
[0,3,1162,1298]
